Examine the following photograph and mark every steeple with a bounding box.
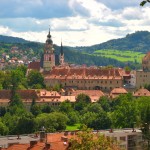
[59,39,65,66]
[43,28,55,71]
[60,39,64,56]
[46,27,53,44]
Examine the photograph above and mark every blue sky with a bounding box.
[0,0,149,46]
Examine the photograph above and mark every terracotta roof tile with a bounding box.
[45,66,122,80]
[28,61,41,71]
[110,87,128,99]
[133,88,150,97]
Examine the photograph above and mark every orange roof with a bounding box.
[0,90,38,100]
[110,88,128,99]
[3,133,77,150]
[110,87,128,94]
[40,90,61,98]
[28,61,41,71]
[71,90,105,102]
[60,96,76,102]
[142,52,150,62]
[45,66,122,80]
[133,88,150,97]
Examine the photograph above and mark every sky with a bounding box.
[0,0,150,46]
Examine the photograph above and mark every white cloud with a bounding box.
[0,0,150,46]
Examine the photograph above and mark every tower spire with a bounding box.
[60,38,63,56]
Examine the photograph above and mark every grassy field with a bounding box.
[66,124,81,131]
[92,49,145,63]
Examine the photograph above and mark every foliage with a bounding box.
[9,93,24,108]
[140,0,150,6]
[59,100,73,113]
[111,99,138,128]
[67,111,79,125]
[68,125,120,150]
[75,93,91,111]
[140,104,150,148]
[35,112,68,132]
[98,96,110,112]
[27,70,45,88]
[0,120,9,135]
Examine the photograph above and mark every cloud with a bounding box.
[0,0,150,46]
[95,0,139,9]
[0,0,73,19]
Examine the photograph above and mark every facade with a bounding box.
[142,52,150,71]
[133,88,150,97]
[136,52,150,88]
[44,66,123,92]
[43,28,55,71]
[136,70,150,88]
[102,129,143,150]
[110,87,128,99]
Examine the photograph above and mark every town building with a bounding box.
[0,129,143,150]
[110,87,128,99]
[136,52,150,88]
[44,66,123,92]
[133,88,150,98]
[101,128,143,150]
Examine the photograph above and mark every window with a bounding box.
[110,81,112,84]
[120,136,126,141]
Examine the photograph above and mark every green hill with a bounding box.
[0,35,29,43]
[1,31,149,69]
[74,31,150,53]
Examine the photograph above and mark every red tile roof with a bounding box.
[71,90,105,102]
[45,66,122,80]
[133,88,150,97]
[28,61,41,71]
[110,87,128,99]
[142,52,150,62]
[3,133,77,150]
[0,90,38,100]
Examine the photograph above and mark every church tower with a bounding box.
[59,40,65,66]
[43,28,55,71]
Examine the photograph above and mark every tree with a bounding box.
[98,96,110,112]
[140,0,150,6]
[0,120,9,135]
[111,99,138,128]
[140,104,150,149]
[15,112,35,134]
[75,94,91,111]
[67,111,79,125]
[67,125,120,150]
[9,93,24,108]
[27,70,45,88]
[35,112,68,132]
[59,100,73,113]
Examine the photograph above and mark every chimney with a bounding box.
[30,141,37,148]
[45,143,51,149]
[109,128,113,133]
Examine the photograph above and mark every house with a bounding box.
[110,87,128,99]
[133,88,150,97]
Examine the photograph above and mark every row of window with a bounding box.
[68,80,119,84]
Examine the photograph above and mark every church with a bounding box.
[28,29,130,92]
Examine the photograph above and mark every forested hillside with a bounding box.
[1,31,149,69]
[74,31,150,53]
[0,35,28,43]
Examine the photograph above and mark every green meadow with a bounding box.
[92,49,145,63]
[66,124,81,131]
